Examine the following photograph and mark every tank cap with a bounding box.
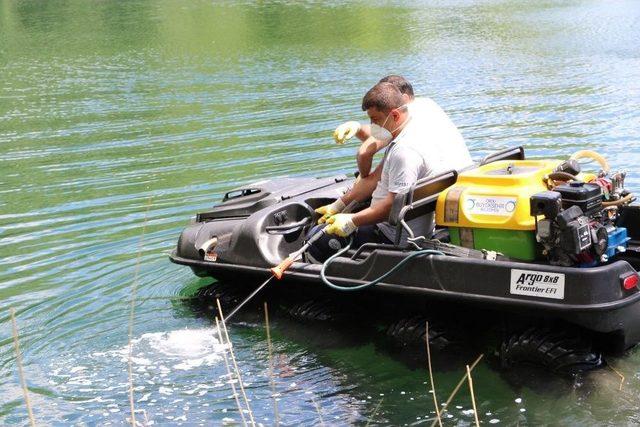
[569,181,585,187]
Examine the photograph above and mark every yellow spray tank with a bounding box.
[435,160,562,260]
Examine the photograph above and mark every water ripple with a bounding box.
[2,0,640,425]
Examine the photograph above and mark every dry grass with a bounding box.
[216,317,248,427]
[10,308,36,427]
[425,321,442,427]
[365,398,384,427]
[607,362,625,391]
[440,354,484,415]
[264,302,280,426]
[466,365,480,427]
[217,299,256,426]
[431,353,484,427]
[308,394,324,426]
[127,196,153,426]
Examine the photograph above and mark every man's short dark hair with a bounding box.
[379,75,414,98]
[361,82,404,112]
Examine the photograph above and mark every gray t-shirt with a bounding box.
[372,135,435,243]
[371,103,471,243]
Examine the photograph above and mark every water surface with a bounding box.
[1,0,640,424]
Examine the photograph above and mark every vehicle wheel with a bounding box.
[287,299,346,323]
[195,281,250,313]
[386,316,455,350]
[500,326,602,374]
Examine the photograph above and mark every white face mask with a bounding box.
[370,123,392,142]
[378,103,410,136]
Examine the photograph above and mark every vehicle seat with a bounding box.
[388,170,458,246]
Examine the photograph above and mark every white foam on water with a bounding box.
[43,326,362,425]
[46,327,230,414]
[96,328,228,374]
[137,329,226,358]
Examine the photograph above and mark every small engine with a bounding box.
[531,163,632,267]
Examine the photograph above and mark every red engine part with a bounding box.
[591,177,612,200]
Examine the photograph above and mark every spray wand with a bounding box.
[224,201,356,321]
[270,199,357,280]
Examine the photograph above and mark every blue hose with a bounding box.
[320,239,445,292]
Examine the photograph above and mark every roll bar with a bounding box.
[479,146,525,166]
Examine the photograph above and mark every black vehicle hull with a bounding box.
[170,174,640,351]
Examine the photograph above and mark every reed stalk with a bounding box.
[264,302,280,426]
[216,299,256,426]
[466,365,480,427]
[607,362,625,391]
[425,322,442,427]
[10,308,36,427]
[430,353,484,427]
[310,394,325,427]
[216,317,248,427]
[364,398,384,427]
[127,196,152,426]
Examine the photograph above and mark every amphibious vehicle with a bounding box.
[170,147,640,372]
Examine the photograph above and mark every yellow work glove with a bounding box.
[325,214,357,237]
[333,121,361,144]
[315,199,346,224]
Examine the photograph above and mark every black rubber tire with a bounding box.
[500,326,603,374]
[386,316,455,350]
[287,299,346,323]
[196,282,250,312]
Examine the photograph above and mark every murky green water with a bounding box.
[2,0,640,425]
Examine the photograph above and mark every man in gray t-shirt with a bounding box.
[371,132,435,243]
[321,82,435,245]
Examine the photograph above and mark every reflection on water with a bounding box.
[1,0,640,424]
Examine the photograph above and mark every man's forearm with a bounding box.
[357,134,391,177]
[341,185,371,206]
[352,197,393,227]
[340,165,382,206]
[357,138,377,177]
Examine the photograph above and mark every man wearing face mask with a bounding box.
[307,82,443,262]
[316,75,472,226]
[357,75,472,177]
[334,75,471,179]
